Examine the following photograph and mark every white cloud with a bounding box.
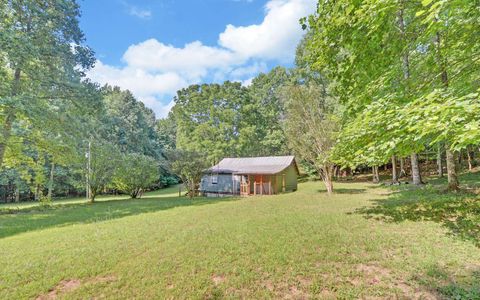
[219,0,316,62]
[129,7,152,19]
[88,0,316,118]
[122,39,242,80]
[89,61,188,96]
[122,1,152,20]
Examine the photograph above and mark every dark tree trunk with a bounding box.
[410,153,422,185]
[437,143,444,177]
[399,158,407,177]
[372,166,380,183]
[15,185,20,203]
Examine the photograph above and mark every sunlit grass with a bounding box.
[0,184,184,211]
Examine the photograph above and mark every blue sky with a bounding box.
[80,0,316,117]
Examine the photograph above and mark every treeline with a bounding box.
[298,0,480,192]
[0,2,175,203]
[3,0,478,201]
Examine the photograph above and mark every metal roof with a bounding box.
[206,156,298,175]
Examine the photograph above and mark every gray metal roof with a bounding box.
[206,156,298,175]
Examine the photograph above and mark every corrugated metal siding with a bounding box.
[200,174,241,195]
[207,156,297,174]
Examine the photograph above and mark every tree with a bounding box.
[302,0,427,185]
[282,83,341,195]
[0,0,94,169]
[167,150,208,198]
[102,86,160,158]
[244,67,290,156]
[156,113,177,152]
[172,82,251,163]
[87,142,120,203]
[113,153,159,198]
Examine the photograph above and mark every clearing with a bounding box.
[1,178,480,299]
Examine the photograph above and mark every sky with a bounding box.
[79,0,317,118]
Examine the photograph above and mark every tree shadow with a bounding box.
[316,188,367,194]
[0,196,237,239]
[335,188,367,194]
[355,183,480,246]
[414,263,480,298]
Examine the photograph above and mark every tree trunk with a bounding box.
[399,158,407,177]
[435,27,460,190]
[372,166,380,183]
[35,184,41,201]
[15,185,20,203]
[437,143,444,177]
[446,148,460,191]
[391,156,398,183]
[47,162,55,199]
[467,147,473,171]
[322,164,334,195]
[89,189,96,203]
[410,153,422,185]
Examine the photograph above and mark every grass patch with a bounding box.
[1,180,479,299]
[357,173,480,246]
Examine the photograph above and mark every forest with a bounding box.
[1,0,479,203]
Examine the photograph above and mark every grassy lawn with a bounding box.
[1,179,480,299]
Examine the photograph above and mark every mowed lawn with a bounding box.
[1,181,480,299]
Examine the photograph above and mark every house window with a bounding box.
[211,175,218,184]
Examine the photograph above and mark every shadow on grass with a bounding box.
[355,181,480,246]
[415,263,480,298]
[317,188,367,194]
[335,188,367,194]
[0,196,236,239]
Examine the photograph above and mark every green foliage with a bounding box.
[113,153,159,198]
[302,0,480,184]
[172,68,291,163]
[101,86,160,158]
[282,82,341,194]
[87,142,121,202]
[156,113,177,152]
[167,149,209,198]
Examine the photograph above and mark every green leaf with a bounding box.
[415,10,426,17]
[421,0,433,6]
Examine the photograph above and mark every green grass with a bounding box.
[1,179,480,299]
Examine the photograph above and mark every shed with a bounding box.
[200,156,299,197]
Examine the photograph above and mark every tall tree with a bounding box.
[172,82,251,163]
[282,83,341,195]
[0,0,94,169]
